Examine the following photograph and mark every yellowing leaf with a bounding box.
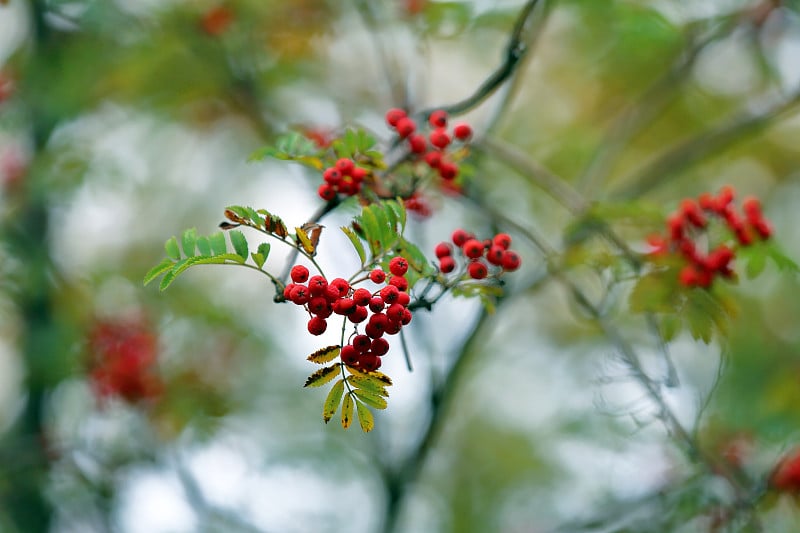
[355,401,374,432]
[303,365,339,388]
[323,380,344,423]
[347,375,389,397]
[346,367,393,387]
[341,393,354,429]
[308,346,341,365]
[295,226,317,255]
[353,389,388,410]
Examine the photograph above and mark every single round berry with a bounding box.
[290,265,310,283]
[308,296,329,315]
[338,177,357,196]
[468,260,488,280]
[371,338,390,356]
[289,285,310,305]
[438,162,459,181]
[329,278,350,298]
[743,196,762,216]
[353,335,372,354]
[366,313,389,338]
[424,151,442,168]
[501,250,521,271]
[439,256,456,273]
[486,246,505,266]
[384,321,401,335]
[318,184,337,201]
[380,285,400,304]
[462,239,484,259]
[386,303,405,323]
[307,316,327,336]
[401,308,413,325]
[370,269,386,284]
[429,128,451,150]
[408,134,427,154]
[389,256,409,276]
[324,285,341,303]
[395,117,416,138]
[333,298,357,315]
[283,283,296,300]
[435,242,451,258]
[341,344,360,366]
[451,229,471,247]
[493,233,512,250]
[360,354,381,372]
[353,288,372,306]
[336,158,354,175]
[351,166,367,181]
[396,291,411,307]
[323,167,342,185]
[308,276,328,296]
[385,108,406,127]
[428,110,448,128]
[348,305,369,323]
[389,275,408,292]
[453,123,472,141]
[369,296,385,313]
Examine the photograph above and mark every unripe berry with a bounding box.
[451,229,471,247]
[438,162,459,181]
[335,158,354,175]
[462,239,484,259]
[408,134,427,154]
[493,233,512,250]
[389,275,408,292]
[370,269,386,284]
[385,108,406,127]
[353,288,372,306]
[318,183,337,201]
[353,335,372,354]
[395,117,416,138]
[369,296,385,313]
[429,128,451,149]
[435,242,451,258]
[371,338,390,356]
[453,123,472,141]
[289,285,310,305]
[341,344,360,366]
[389,256,409,276]
[424,151,442,168]
[290,265,310,283]
[360,354,381,372]
[428,110,448,128]
[439,256,456,273]
[501,250,521,271]
[348,305,369,323]
[307,316,327,336]
[468,260,488,279]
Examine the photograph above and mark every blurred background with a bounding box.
[2,0,800,531]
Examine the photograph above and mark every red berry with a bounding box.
[698,193,715,211]
[384,321,401,335]
[353,335,372,354]
[389,275,408,292]
[323,167,342,185]
[468,260,488,279]
[289,285,310,305]
[371,338,390,356]
[365,321,386,339]
[439,256,456,273]
[429,128,451,149]
[307,316,327,336]
[462,239,484,259]
[353,288,372,306]
[408,134,427,154]
[395,117,416,138]
[308,296,328,315]
[428,110,448,128]
[486,246,505,266]
[308,276,328,296]
[501,250,521,271]
[772,449,800,492]
[453,123,472,141]
[323,285,341,302]
[743,196,762,216]
[452,229,471,247]
[380,285,400,304]
[435,242,451,258]
[385,108,406,127]
[369,296,385,313]
[752,218,772,239]
[424,151,442,168]
[667,214,685,241]
[338,177,357,196]
[360,354,381,372]
[341,345,360,366]
[385,303,404,323]
[290,265,310,283]
[389,257,409,276]
[493,233,512,250]
[333,298,357,315]
[401,308,413,325]
[438,162,459,181]
[336,158,354,175]
[396,291,410,307]
[351,166,367,181]
[348,305,369,323]
[283,283,296,300]
[329,278,350,297]
[370,269,386,284]
[318,183,337,201]
[679,265,699,287]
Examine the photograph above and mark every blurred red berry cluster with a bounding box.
[317,157,369,201]
[649,186,772,288]
[88,319,162,403]
[200,5,234,36]
[436,229,521,278]
[771,448,800,493]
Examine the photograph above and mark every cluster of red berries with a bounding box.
[435,229,521,279]
[283,257,414,372]
[317,157,368,201]
[649,186,772,288]
[385,108,472,183]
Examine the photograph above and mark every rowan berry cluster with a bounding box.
[385,108,472,183]
[317,157,368,201]
[771,448,800,493]
[649,186,772,288]
[283,257,413,371]
[435,229,521,279]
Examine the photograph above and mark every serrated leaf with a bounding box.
[159,258,189,291]
[323,380,345,424]
[181,228,197,257]
[251,242,271,268]
[196,236,211,256]
[143,258,175,286]
[251,253,265,269]
[209,232,227,256]
[229,230,248,260]
[304,365,340,388]
[308,346,341,364]
[341,226,366,265]
[165,236,181,260]
[347,374,389,397]
[259,210,288,238]
[341,393,354,429]
[353,389,388,410]
[355,400,374,432]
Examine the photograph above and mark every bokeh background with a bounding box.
[2,0,800,531]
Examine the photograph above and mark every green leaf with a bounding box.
[158,253,247,291]
[181,228,197,257]
[347,374,389,397]
[304,365,340,388]
[250,242,271,269]
[745,251,767,279]
[341,393,354,429]
[347,367,393,387]
[660,314,681,343]
[209,232,227,256]
[165,236,181,260]
[353,389,388,410]
[355,400,375,432]
[359,206,382,256]
[229,230,248,260]
[341,226,366,265]
[323,380,345,424]
[629,270,680,314]
[308,346,341,365]
[196,236,211,256]
[143,258,175,286]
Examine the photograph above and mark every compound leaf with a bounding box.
[143,258,175,286]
